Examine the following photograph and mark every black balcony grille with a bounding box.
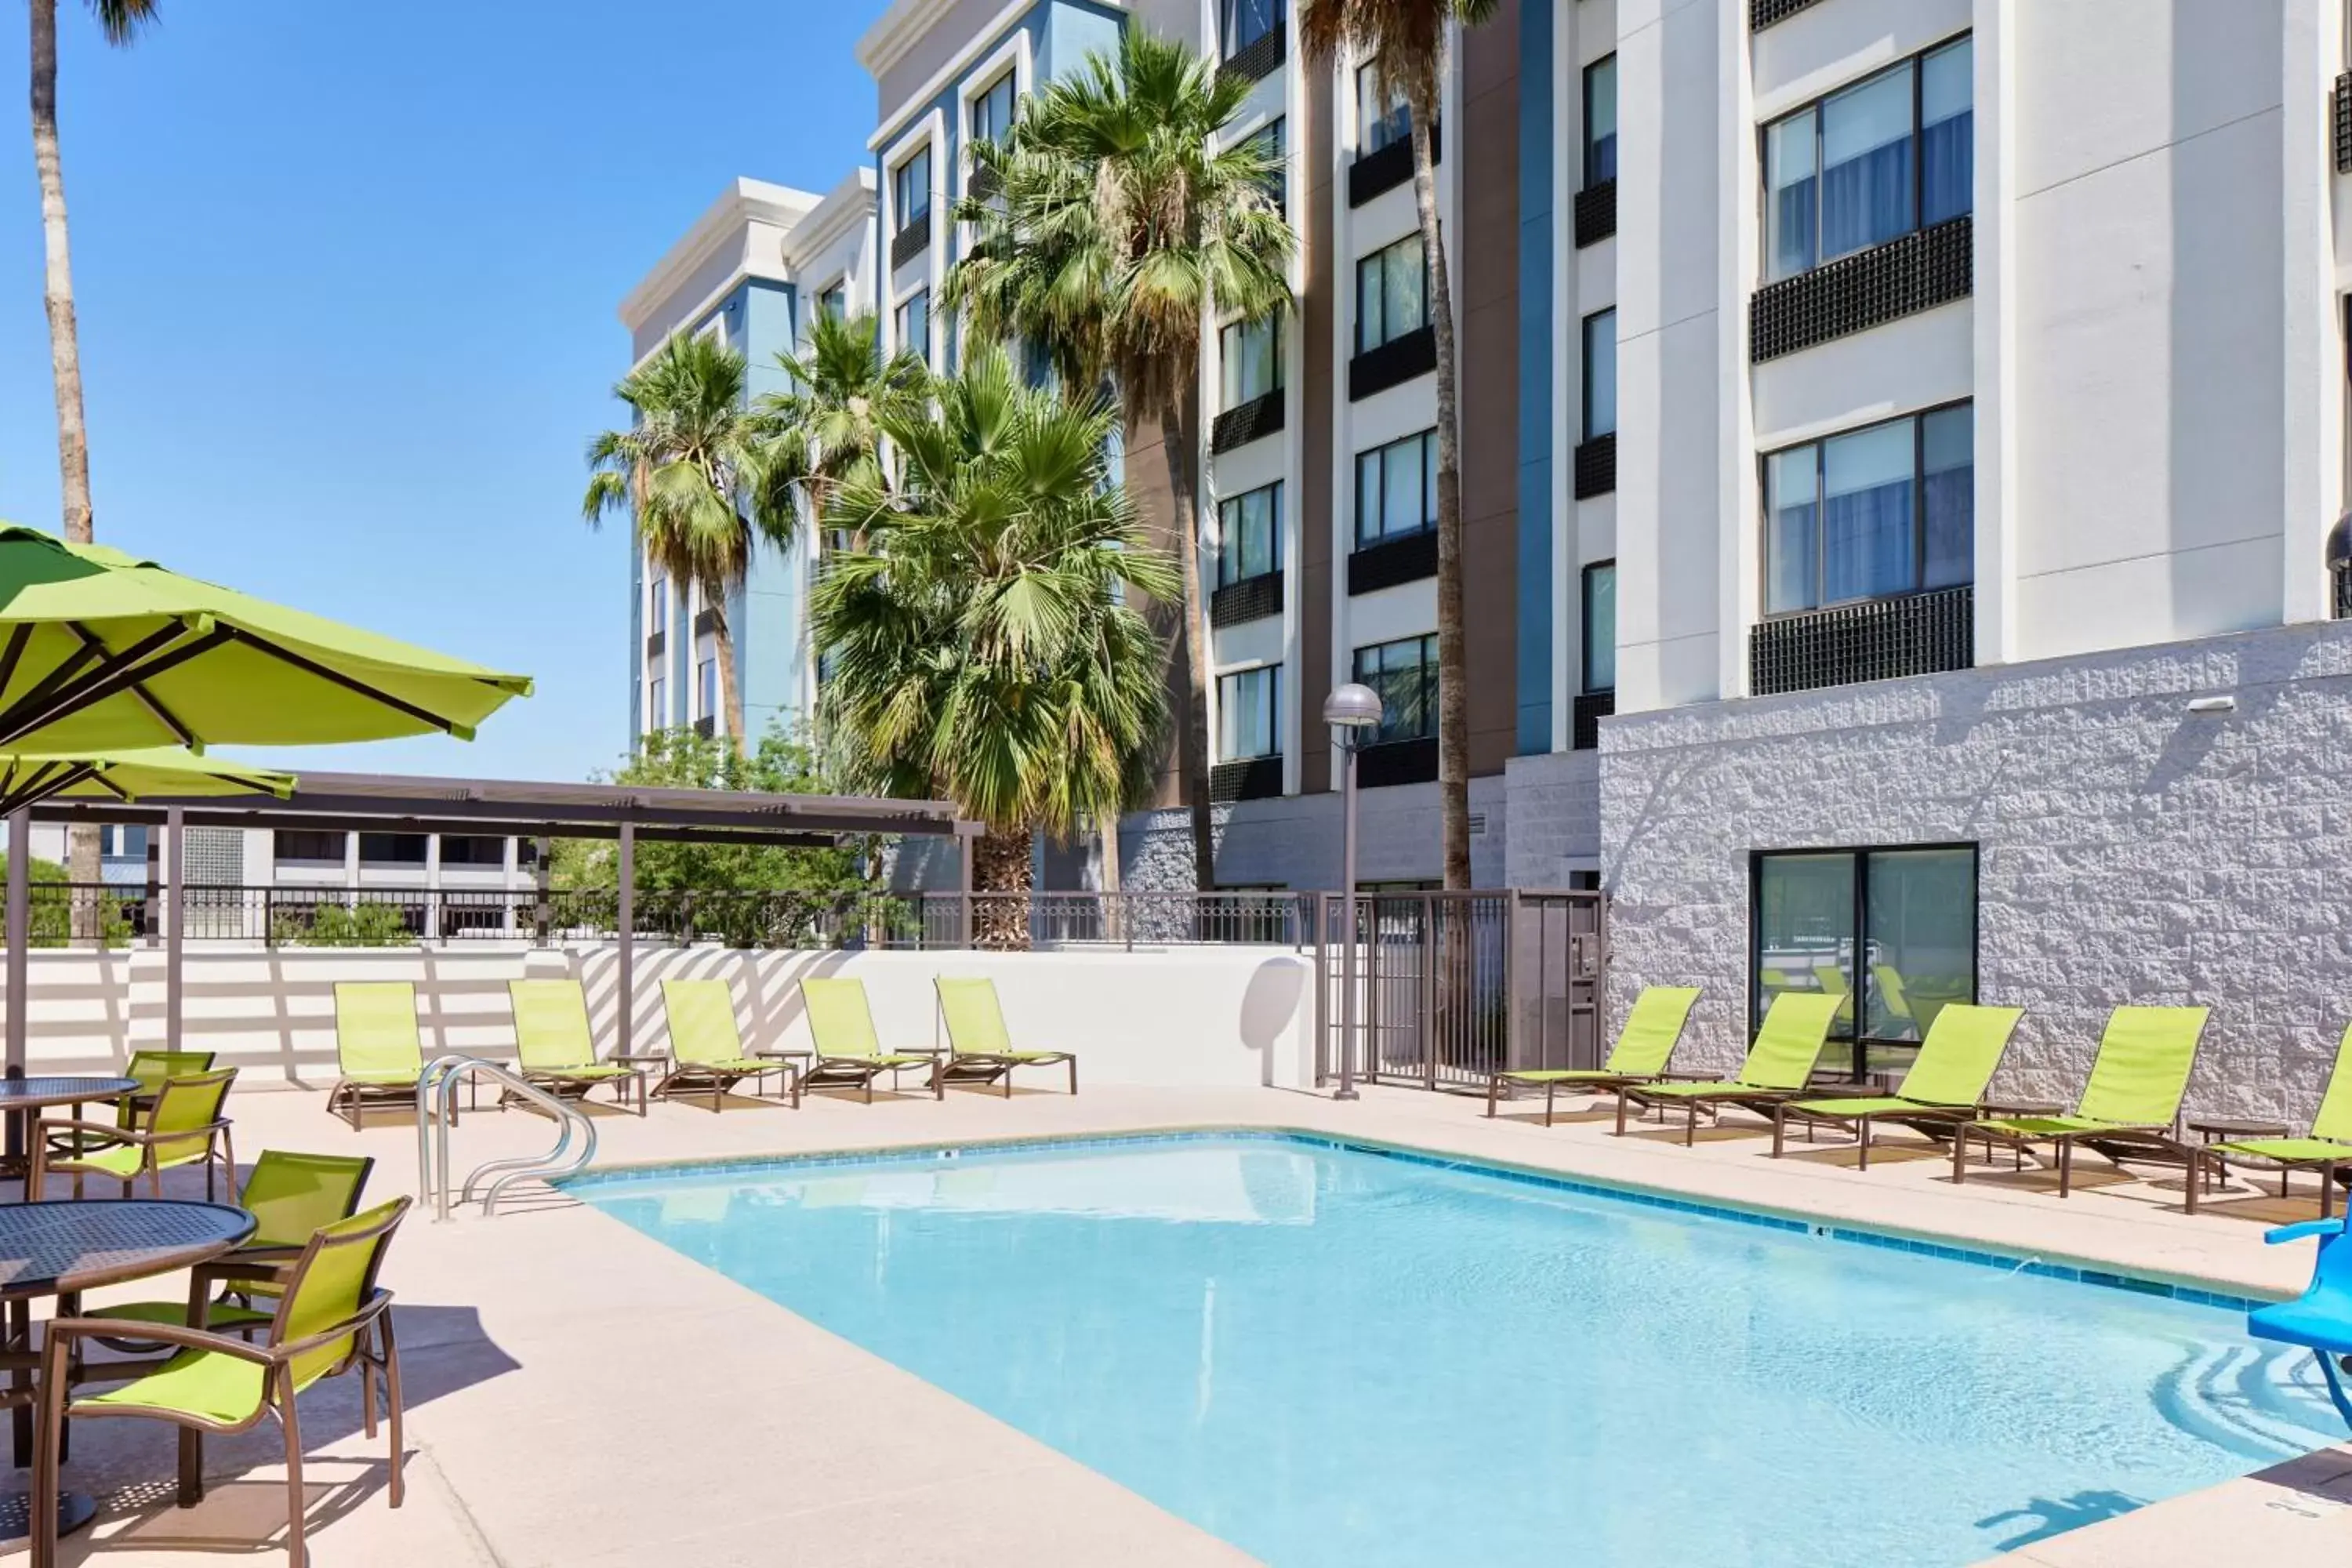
[968,165,1002,201]
[1348,530,1437,596]
[1348,122,1439,209]
[1750,0,1827,29]
[1211,756,1283,803]
[1573,433,1616,499]
[693,608,718,637]
[1221,27,1286,87]
[890,209,931,271]
[1750,216,1973,363]
[1749,586,1974,697]
[1210,388,1286,453]
[2335,562,2352,620]
[1572,691,1613,751]
[2336,72,2352,174]
[1210,571,1283,629]
[1573,180,1616,249]
[644,630,665,662]
[1355,735,1438,789]
[1349,323,1436,400]
[692,716,716,739]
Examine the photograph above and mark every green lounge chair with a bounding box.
[86,1150,376,1344]
[1769,1003,2025,1168]
[1617,991,1842,1146]
[1814,963,1854,1026]
[34,1197,413,1567]
[328,981,425,1129]
[1951,1004,2208,1197]
[2187,1022,2352,1218]
[1484,985,1702,1127]
[797,977,941,1105]
[653,978,796,1111]
[935,977,1076,1097]
[510,978,645,1116]
[30,1067,238,1201]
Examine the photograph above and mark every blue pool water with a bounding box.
[574,1134,2339,1566]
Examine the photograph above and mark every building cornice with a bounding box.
[618,178,822,334]
[855,0,966,81]
[864,0,1129,152]
[783,169,879,273]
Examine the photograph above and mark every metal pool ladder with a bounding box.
[416,1054,598,1221]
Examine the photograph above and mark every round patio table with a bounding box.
[0,1077,141,1180]
[0,1198,256,1546]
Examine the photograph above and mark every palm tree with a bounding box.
[811,347,1177,946]
[583,332,791,752]
[1301,0,1496,889]
[755,308,931,543]
[943,28,1293,895]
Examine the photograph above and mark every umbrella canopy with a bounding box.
[0,746,296,815]
[0,524,532,752]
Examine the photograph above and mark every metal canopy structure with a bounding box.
[5,771,982,1087]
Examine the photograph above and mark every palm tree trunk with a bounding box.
[1157,403,1218,894]
[710,598,745,755]
[1410,105,1471,891]
[973,825,1033,951]
[1095,803,1123,944]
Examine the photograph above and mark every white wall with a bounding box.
[3,942,1318,1093]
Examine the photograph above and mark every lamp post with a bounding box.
[1323,682,1383,1101]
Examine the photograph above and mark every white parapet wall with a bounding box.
[5,942,1319,1092]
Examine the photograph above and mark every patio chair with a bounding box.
[797,977,942,1106]
[1484,985,1702,1127]
[1769,1003,2025,1168]
[653,978,794,1112]
[30,1067,238,1201]
[33,1197,414,1567]
[327,981,425,1130]
[1949,1004,2208,1197]
[934,977,1076,1098]
[2247,1216,2352,1429]
[40,1047,219,1162]
[1616,991,1842,1146]
[510,978,644,1116]
[2186,1022,2352,1217]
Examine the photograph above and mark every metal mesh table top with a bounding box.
[0,1200,254,1298]
[0,1077,139,1108]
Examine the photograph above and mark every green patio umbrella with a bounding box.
[0,746,296,815]
[0,523,532,752]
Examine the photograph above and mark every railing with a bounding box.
[416,1055,597,1221]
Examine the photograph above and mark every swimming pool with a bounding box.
[573,1132,2339,1566]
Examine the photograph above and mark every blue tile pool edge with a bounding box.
[555,1125,2286,1314]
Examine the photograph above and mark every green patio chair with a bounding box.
[935,977,1076,1098]
[31,1066,238,1201]
[2187,1022,2352,1217]
[510,978,644,1116]
[1769,1003,2025,1169]
[39,1047,218,1162]
[85,1150,376,1345]
[797,977,940,1106]
[1951,1004,2209,1197]
[653,978,794,1111]
[1484,985,1702,1127]
[327,981,425,1129]
[1617,991,1842,1147]
[33,1197,414,1567]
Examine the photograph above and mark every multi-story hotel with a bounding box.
[622,0,2352,1084]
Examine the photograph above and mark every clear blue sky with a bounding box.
[0,0,887,782]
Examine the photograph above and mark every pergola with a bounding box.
[9,770,981,1081]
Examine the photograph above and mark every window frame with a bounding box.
[1748,841,1980,1081]
[1350,633,1439,744]
[1214,481,1283,588]
[1356,60,1411,156]
[1759,33,1973,284]
[1219,314,1283,408]
[1247,116,1288,217]
[895,288,932,368]
[1216,663,1283,761]
[1354,428,1439,548]
[1758,398,1975,619]
[648,674,666,731]
[1221,0,1285,61]
[1581,560,1616,695]
[1582,54,1617,188]
[1581,307,1617,441]
[891,145,933,231]
[1354,232,1428,354]
[969,70,1016,146]
[817,283,848,324]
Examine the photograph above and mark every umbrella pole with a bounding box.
[5,809,25,1103]
[166,806,184,1050]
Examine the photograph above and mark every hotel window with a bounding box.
[274,831,346,866]
[1247,117,1287,216]
[892,146,931,230]
[1218,666,1280,760]
[1765,36,1972,282]
[1753,845,1978,1076]
[360,833,430,866]
[970,70,1016,145]
[1352,633,1438,744]
[1581,309,1617,440]
[1355,233,1427,353]
[647,572,668,633]
[1357,62,1412,155]
[1215,482,1282,586]
[1355,429,1437,547]
[1584,55,1617,186]
[1582,561,1616,694]
[1221,0,1283,60]
[895,289,931,368]
[1764,404,1973,615]
[817,284,847,324]
[648,674,666,729]
[1221,316,1282,408]
[695,637,717,720]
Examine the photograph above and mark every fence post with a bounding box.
[1422,895,1438,1091]
[263,890,277,949]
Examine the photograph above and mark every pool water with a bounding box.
[575,1135,2339,1567]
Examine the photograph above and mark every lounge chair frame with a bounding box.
[31,1068,239,1202]
[1484,986,1701,1127]
[508,980,646,1117]
[1949,1006,2208,1200]
[326,982,427,1131]
[652,979,801,1112]
[933,978,1075,1098]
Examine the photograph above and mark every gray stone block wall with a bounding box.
[1599,619,2352,1121]
[1121,776,1512,891]
[1501,750,1602,887]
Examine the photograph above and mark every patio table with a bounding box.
[0,1198,255,1544]
[0,1078,141,1181]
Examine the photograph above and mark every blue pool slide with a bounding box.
[2249,1217,2352,1428]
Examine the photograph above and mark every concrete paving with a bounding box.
[6,1075,2350,1565]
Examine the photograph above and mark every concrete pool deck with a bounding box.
[10,1077,2352,1566]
